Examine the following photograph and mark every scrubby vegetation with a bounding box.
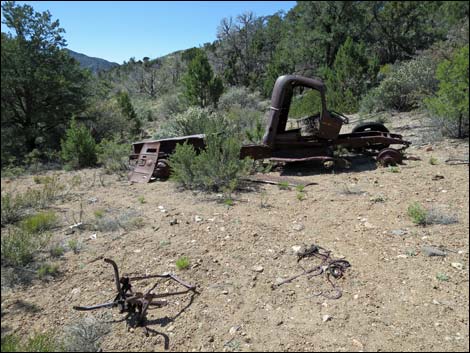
[1,1,468,175]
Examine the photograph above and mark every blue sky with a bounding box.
[3,1,296,63]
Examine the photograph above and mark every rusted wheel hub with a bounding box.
[154,159,171,179]
[377,148,402,166]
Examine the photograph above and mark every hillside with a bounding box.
[1,112,468,352]
[66,49,119,74]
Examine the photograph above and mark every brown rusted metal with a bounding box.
[272,244,351,299]
[128,75,411,181]
[377,148,403,166]
[73,258,197,330]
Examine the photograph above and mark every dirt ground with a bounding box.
[1,113,469,352]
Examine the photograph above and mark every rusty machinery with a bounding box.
[73,259,197,329]
[129,75,411,183]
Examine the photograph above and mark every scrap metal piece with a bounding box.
[73,258,197,329]
[377,148,403,166]
[273,244,350,299]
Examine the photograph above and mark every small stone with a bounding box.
[195,215,203,222]
[71,287,81,296]
[292,223,305,231]
[322,314,332,322]
[158,205,164,210]
[229,326,240,335]
[252,265,264,273]
[352,339,363,349]
[425,146,433,152]
[421,245,446,257]
[353,294,359,300]
[88,197,98,204]
[169,219,178,226]
[390,229,407,236]
[276,320,284,326]
[134,249,142,253]
[451,262,464,270]
[221,290,229,295]
[292,245,303,254]
[363,222,374,229]
[89,233,97,240]
[167,325,174,332]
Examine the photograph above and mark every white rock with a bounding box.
[195,215,203,222]
[322,314,332,322]
[451,262,464,270]
[252,265,264,273]
[292,245,303,254]
[158,205,164,210]
[292,223,305,231]
[89,233,97,240]
[229,326,240,335]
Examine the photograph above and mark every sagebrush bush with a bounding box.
[360,55,438,113]
[97,138,130,174]
[167,142,198,189]
[61,316,110,352]
[1,227,50,266]
[169,133,252,194]
[218,86,265,112]
[61,118,97,169]
[154,107,225,139]
[1,192,24,226]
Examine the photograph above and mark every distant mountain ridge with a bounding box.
[66,49,119,73]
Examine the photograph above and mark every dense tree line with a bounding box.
[1,1,469,171]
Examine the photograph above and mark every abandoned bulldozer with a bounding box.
[129,75,410,183]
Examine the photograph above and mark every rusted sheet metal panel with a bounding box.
[128,142,160,183]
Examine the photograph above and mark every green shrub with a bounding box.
[1,228,39,266]
[49,243,65,258]
[1,334,21,352]
[168,142,199,189]
[96,138,130,174]
[218,86,265,112]
[425,45,469,138]
[191,133,252,193]
[155,107,224,139]
[61,118,97,169]
[1,192,24,226]
[1,332,59,352]
[429,156,439,165]
[169,133,252,195]
[37,263,60,279]
[176,256,190,270]
[360,55,438,113]
[278,181,290,190]
[20,211,58,234]
[407,202,427,225]
[68,239,81,254]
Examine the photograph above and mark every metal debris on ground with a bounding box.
[73,258,197,331]
[272,244,351,299]
[445,158,469,165]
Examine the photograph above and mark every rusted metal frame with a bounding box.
[73,259,197,328]
[272,245,350,299]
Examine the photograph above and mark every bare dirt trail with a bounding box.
[1,113,469,352]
